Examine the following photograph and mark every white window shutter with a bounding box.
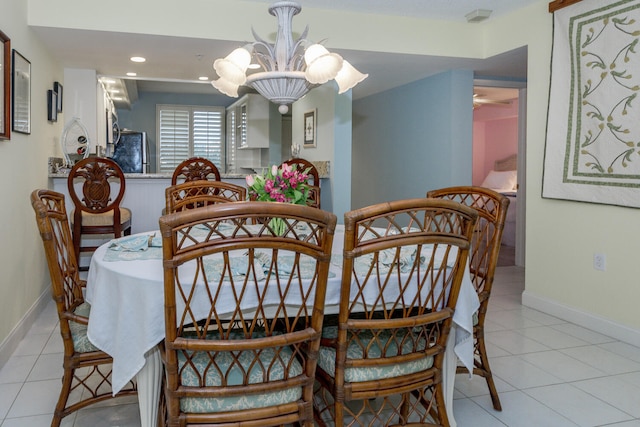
[157,105,225,173]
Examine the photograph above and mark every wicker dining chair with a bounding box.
[427,186,510,411]
[67,157,132,270]
[171,157,221,185]
[313,198,478,427]
[30,189,137,427]
[158,201,337,427]
[164,180,246,214]
[282,158,321,209]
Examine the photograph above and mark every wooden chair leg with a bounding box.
[52,366,74,427]
[433,384,451,427]
[477,337,502,411]
[334,400,344,427]
[72,223,82,265]
[399,392,410,423]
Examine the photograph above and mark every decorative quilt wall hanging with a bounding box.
[543,0,640,208]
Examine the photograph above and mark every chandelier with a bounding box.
[211,1,368,114]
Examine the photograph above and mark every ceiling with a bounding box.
[245,0,540,21]
[32,0,533,107]
[474,86,520,108]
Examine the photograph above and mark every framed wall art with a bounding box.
[47,89,58,122]
[303,109,316,148]
[12,50,31,134]
[0,30,10,140]
[54,81,63,112]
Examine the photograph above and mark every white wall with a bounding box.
[0,0,64,363]
[293,85,337,163]
[292,84,350,217]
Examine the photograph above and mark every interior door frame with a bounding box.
[474,78,527,267]
[516,88,526,267]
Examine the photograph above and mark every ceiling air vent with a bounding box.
[465,9,492,23]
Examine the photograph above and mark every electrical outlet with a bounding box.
[594,253,606,271]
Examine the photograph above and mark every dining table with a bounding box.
[85,224,480,427]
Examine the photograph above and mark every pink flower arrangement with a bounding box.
[246,163,311,205]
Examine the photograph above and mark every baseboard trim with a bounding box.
[522,290,640,347]
[0,288,51,369]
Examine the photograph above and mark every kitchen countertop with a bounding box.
[49,172,249,179]
[50,161,331,233]
[49,159,330,179]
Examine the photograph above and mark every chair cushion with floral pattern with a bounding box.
[318,326,433,383]
[68,302,100,353]
[178,344,303,413]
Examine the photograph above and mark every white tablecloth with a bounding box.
[86,225,479,427]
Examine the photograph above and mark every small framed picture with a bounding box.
[47,89,58,122]
[303,109,316,148]
[53,81,63,112]
[0,30,9,140]
[12,49,31,135]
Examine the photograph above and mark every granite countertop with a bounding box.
[49,172,249,179]
[49,159,330,179]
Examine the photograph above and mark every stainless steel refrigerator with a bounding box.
[111,130,148,173]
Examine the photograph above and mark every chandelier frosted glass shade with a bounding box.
[211,77,240,97]
[213,48,252,85]
[211,1,367,112]
[304,44,344,84]
[335,60,369,94]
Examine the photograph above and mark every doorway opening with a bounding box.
[473,80,526,267]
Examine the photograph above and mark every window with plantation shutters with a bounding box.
[157,105,225,173]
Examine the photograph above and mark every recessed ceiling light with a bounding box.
[102,78,116,84]
[126,72,137,77]
[110,89,121,94]
[198,76,209,81]
[130,56,146,63]
[112,97,123,101]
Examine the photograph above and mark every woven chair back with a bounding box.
[283,158,320,209]
[67,157,126,215]
[31,189,85,352]
[31,189,137,426]
[171,157,221,185]
[159,201,337,426]
[165,180,246,213]
[314,198,477,426]
[426,186,510,302]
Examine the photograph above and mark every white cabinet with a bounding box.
[228,94,271,149]
[225,107,237,172]
[226,94,278,172]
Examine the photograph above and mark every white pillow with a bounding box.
[481,170,517,191]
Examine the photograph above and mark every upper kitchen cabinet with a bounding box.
[228,94,271,149]
[63,69,111,154]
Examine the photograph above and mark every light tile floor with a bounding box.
[1,266,640,426]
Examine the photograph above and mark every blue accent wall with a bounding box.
[351,69,474,209]
[332,89,353,222]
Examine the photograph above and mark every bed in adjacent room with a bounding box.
[480,154,517,247]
